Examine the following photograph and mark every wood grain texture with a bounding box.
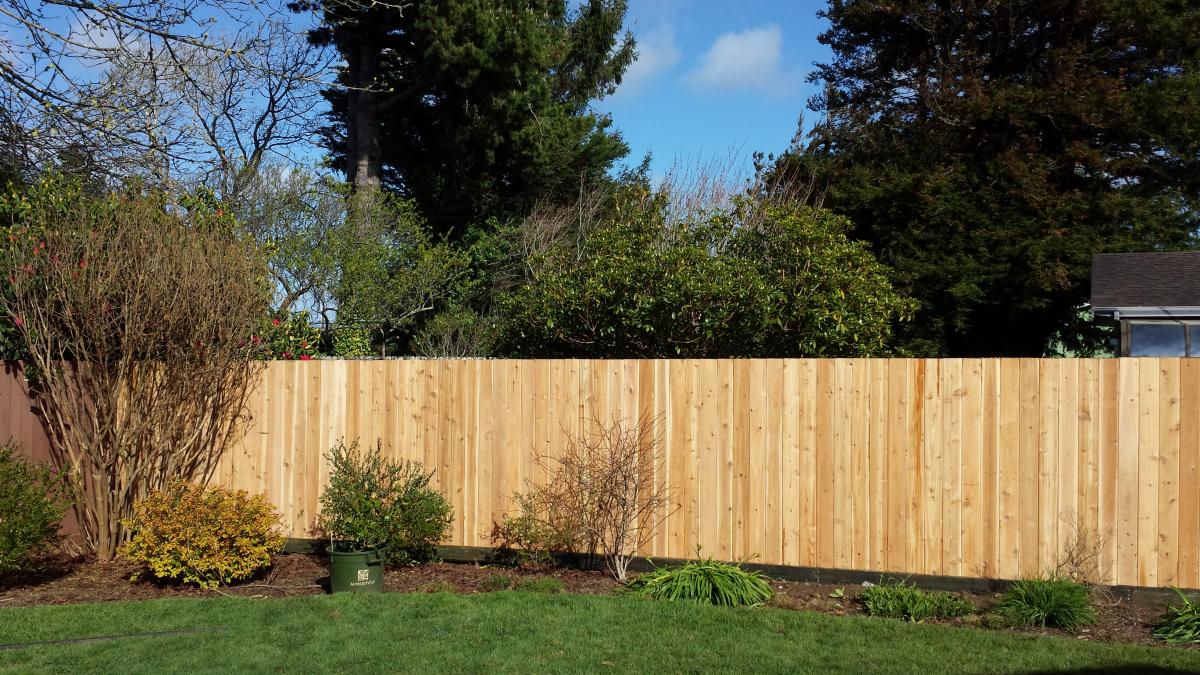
[2,358,1195,588]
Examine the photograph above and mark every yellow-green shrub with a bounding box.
[120,481,285,589]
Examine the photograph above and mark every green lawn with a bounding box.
[0,591,1197,674]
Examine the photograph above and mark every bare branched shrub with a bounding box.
[0,179,269,559]
[652,152,824,239]
[1054,514,1110,588]
[492,414,674,580]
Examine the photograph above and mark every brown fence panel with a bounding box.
[0,363,51,463]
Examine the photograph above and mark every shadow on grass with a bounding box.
[1026,666,1196,674]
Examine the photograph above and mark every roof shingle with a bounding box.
[1091,252,1200,309]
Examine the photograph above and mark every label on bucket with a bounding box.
[357,569,370,583]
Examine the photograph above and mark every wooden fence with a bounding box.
[4,359,1199,588]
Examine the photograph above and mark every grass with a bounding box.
[512,577,564,594]
[0,592,1198,674]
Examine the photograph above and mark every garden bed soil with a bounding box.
[764,579,1176,649]
[0,553,619,606]
[0,553,1186,651]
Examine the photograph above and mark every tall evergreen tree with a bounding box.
[775,0,1200,356]
[298,0,635,238]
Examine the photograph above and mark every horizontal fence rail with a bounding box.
[4,358,1198,588]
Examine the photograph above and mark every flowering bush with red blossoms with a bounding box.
[257,311,321,360]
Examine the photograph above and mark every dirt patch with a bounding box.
[0,553,618,607]
[0,553,328,605]
[765,578,1186,649]
[0,554,1187,651]
[385,563,620,596]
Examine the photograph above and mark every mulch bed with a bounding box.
[0,552,1186,650]
[0,553,620,606]
[765,578,1178,649]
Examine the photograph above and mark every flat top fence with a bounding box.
[4,358,1198,589]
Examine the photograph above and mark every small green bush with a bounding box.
[0,444,73,572]
[319,438,453,566]
[514,577,565,594]
[1154,588,1200,644]
[477,573,513,592]
[997,577,1096,630]
[120,481,285,589]
[860,579,974,622]
[489,492,567,568]
[626,556,773,607]
[331,323,374,357]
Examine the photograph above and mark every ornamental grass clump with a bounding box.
[860,579,974,622]
[626,555,773,607]
[319,438,452,566]
[1154,589,1200,644]
[997,576,1096,630]
[120,481,285,589]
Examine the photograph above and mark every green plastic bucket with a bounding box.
[327,547,384,593]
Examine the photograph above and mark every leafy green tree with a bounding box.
[231,168,472,354]
[499,191,914,358]
[332,190,474,353]
[296,0,635,238]
[773,0,1200,356]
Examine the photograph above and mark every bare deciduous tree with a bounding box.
[0,1,331,190]
[0,179,270,559]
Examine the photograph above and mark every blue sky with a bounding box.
[596,0,833,180]
[17,1,832,182]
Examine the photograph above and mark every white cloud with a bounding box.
[686,25,801,97]
[610,25,681,102]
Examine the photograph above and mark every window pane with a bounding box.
[1130,323,1186,357]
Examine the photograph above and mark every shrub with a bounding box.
[258,311,321,360]
[626,555,773,607]
[513,577,565,594]
[319,438,453,566]
[491,414,673,580]
[410,306,495,358]
[1054,515,1108,585]
[0,444,73,572]
[331,323,374,357]
[1154,589,1200,644]
[120,481,285,589]
[0,176,269,559]
[489,492,570,569]
[860,579,974,622]
[997,577,1096,630]
[499,192,914,359]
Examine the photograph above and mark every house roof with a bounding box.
[1091,252,1200,317]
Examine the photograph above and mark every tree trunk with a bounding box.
[345,37,382,195]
